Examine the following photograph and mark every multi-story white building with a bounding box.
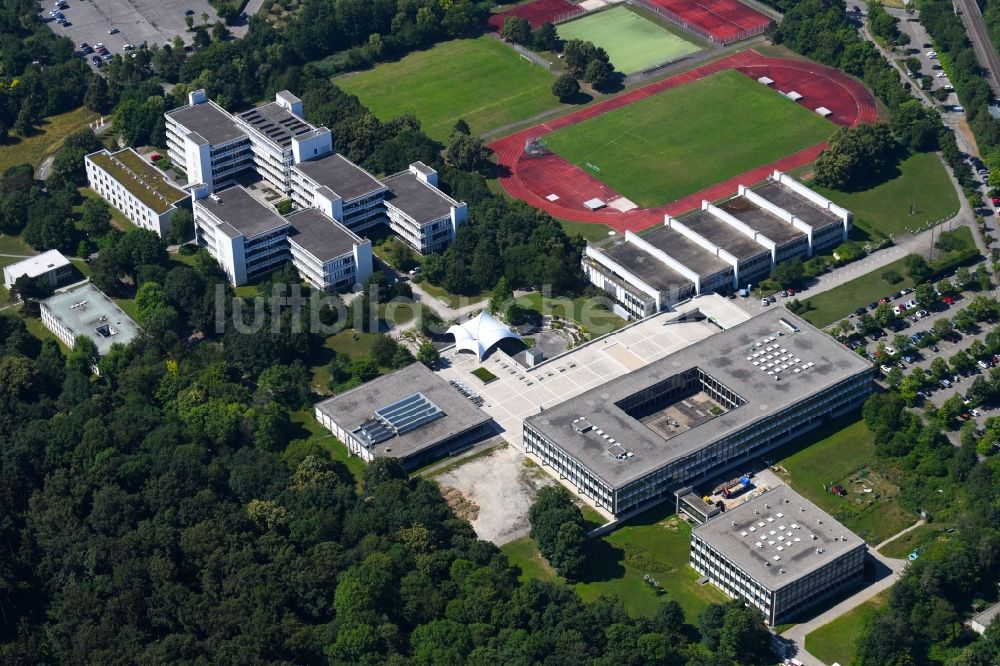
[85,148,190,238]
[3,250,74,289]
[382,162,468,255]
[290,152,387,235]
[165,91,253,192]
[286,208,373,292]
[690,485,867,625]
[584,172,852,319]
[192,186,292,286]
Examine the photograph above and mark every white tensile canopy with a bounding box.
[447,310,522,360]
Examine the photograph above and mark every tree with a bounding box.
[257,362,310,408]
[858,313,880,335]
[771,258,804,288]
[84,75,109,113]
[950,350,975,373]
[549,520,586,579]
[488,276,514,319]
[552,73,580,101]
[528,486,586,578]
[916,283,939,309]
[930,357,950,381]
[583,58,615,89]
[10,275,54,315]
[446,133,492,172]
[531,22,560,52]
[417,340,439,367]
[80,198,112,237]
[814,123,896,190]
[886,365,904,388]
[905,255,931,283]
[500,16,531,44]
[452,118,470,136]
[955,266,972,288]
[874,302,897,328]
[22,211,76,252]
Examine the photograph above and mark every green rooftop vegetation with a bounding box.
[88,149,187,215]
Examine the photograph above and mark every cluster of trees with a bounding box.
[867,0,903,45]
[499,17,560,53]
[327,334,414,393]
[0,298,784,663]
[527,486,587,579]
[855,393,1000,664]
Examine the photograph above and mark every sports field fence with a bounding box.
[627,0,769,45]
[737,0,783,23]
[553,7,587,24]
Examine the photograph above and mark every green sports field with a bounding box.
[557,6,700,74]
[544,70,834,208]
[336,37,560,142]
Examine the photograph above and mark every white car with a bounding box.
[927,51,937,58]
[979,360,990,369]
[936,72,947,78]
[971,408,981,417]
[905,299,918,309]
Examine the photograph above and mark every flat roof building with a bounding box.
[165,92,253,192]
[523,308,872,517]
[40,283,141,372]
[315,362,494,469]
[3,250,73,289]
[691,485,867,624]
[588,173,852,320]
[972,602,1000,634]
[286,208,373,292]
[382,163,468,255]
[85,148,190,238]
[193,186,292,286]
[291,152,387,235]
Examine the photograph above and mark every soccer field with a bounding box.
[336,37,561,142]
[544,70,834,208]
[557,6,700,74]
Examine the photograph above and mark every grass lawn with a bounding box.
[815,152,959,239]
[336,37,561,142]
[471,366,498,383]
[0,234,35,256]
[519,291,627,336]
[558,218,615,243]
[0,106,99,174]
[309,328,382,394]
[878,523,951,558]
[545,70,833,208]
[283,409,366,490]
[23,315,68,350]
[769,413,916,545]
[113,297,142,322]
[800,226,977,328]
[419,281,488,309]
[556,6,700,74]
[805,590,889,666]
[502,506,727,619]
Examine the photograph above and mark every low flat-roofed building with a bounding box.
[691,485,867,625]
[85,148,190,238]
[584,240,695,320]
[383,163,468,255]
[40,282,141,372]
[315,362,494,469]
[672,209,774,285]
[716,195,810,264]
[193,186,291,286]
[286,208,373,292]
[752,173,850,253]
[523,308,872,518]
[3,250,73,289]
[291,152,387,234]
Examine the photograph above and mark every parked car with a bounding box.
[943,296,955,305]
[972,408,981,417]
[940,378,952,388]
[905,299,918,309]
[916,310,930,318]
[936,72,947,78]
[927,51,938,58]
[854,307,868,316]
[108,26,119,34]
[930,344,940,352]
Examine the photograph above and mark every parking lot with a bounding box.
[42,0,222,66]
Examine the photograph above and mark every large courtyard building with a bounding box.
[3,250,73,289]
[691,485,867,625]
[314,363,494,469]
[40,282,141,373]
[584,171,852,319]
[85,148,190,238]
[522,308,872,518]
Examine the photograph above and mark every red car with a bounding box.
[943,296,955,305]
[149,152,162,161]
[786,288,795,296]
[992,196,1000,206]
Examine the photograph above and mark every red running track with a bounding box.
[489,50,878,233]
[648,0,771,42]
[487,0,579,30]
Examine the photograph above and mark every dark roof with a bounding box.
[236,102,316,149]
[641,225,731,278]
[287,208,361,262]
[166,101,246,145]
[197,186,289,239]
[524,308,872,488]
[754,181,842,232]
[602,241,693,293]
[718,196,805,245]
[680,210,771,261]
[383,172,457,225]
[315,363,493,461]
[293,153,385,201]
